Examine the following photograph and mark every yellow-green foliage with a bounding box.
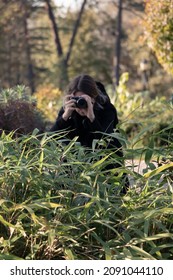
[144,0,173,75]
[0,131,173,260]
[110,73,173,146]
[35,85,63,122]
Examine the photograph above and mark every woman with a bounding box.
[50,74,121,151]
[50,74,128,192]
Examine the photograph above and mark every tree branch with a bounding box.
[65,0,87,65]
[44,0,63,57]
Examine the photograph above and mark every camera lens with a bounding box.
[77,98,87,109]
[71,97,87,109]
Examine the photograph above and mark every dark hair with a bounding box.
[95,81,110,103]
[66,74,109,106]
[66,74,99,98]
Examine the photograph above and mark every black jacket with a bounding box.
[50,101,122,154]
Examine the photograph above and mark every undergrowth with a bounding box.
[0,128,173,260]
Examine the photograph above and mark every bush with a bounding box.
[0,130,173,260]
[109,73,173,146]
[0,85,46,136]
[144,0,173,75]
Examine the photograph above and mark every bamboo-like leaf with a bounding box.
[144,219,150,237]
[129,208,173,221]
[0,141,4,154]
[145,137,154,165]
[143,162,173,179]
[132,124,154,145]
[28,201,63,210]
[130,233,173,245]
[62,137,79,157]
[129,245,156,260]
[32,128,40,136]
[0,199,14,208]
[65,249,75,260]
[91,152,114,168]
[0,214,16,228]
[150,243,173,255]
[0,215,26,237]
[39,149,44,172]
[91,232,112,260]
[48,229,55,247]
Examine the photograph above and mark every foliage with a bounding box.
[110,73,173,146]
[35,84,62,122]
[0,0,55,91]
[0,127,173,260]
[0,85,46,136]
[67,8,115,83]
[0,0,173,96]
[144,0,173,75]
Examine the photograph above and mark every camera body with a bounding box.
[70,96,88,109]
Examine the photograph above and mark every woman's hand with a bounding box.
[76,94,95,122]
[62,95,76,121]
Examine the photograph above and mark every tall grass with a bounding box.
[0,127,173,260]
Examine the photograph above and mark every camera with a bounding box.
[70,96,88,109]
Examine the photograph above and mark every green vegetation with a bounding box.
[113,73,173,146]
[144,0,173,75]
[0,86,45,136]
[0,0,173,261]
[0,128,173,260]
[0,84,173,260]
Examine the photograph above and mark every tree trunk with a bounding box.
[7,38,12,87]
[45,0,87,89]
[44,0,63,57]
[114,0,123,87]
[65,0,87,65]
[22,2,35,94]
[23,17,35,94]
[45,0,68,88]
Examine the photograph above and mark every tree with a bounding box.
[45,0,87,88]
[21,0,35,93]
[0,0,55,92]
[144,0,173,75]
[67,8,115,83]
[114,0,123,86]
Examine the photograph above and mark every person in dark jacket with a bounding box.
[51,75,120,148]
[50,74,128,192]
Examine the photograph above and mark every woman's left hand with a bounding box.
[76,94,95,122]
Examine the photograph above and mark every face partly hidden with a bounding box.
[72,91,95,116]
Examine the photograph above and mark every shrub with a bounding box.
[109,73,173,146]
[0,85,46,136]
[0,130,173,260]
[144,0,173,75]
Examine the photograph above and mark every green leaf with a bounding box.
[144,162,173,179]
[91,152,113,168]
[62,136,79,156]
[129,245,156,260]
[145,137,154,165]
[130,233,173,245]
[65,249,75,260]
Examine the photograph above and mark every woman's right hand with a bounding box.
[62,95,76,121]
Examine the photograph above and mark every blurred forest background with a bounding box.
[1,0,173,93]
[0,0,173,136]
